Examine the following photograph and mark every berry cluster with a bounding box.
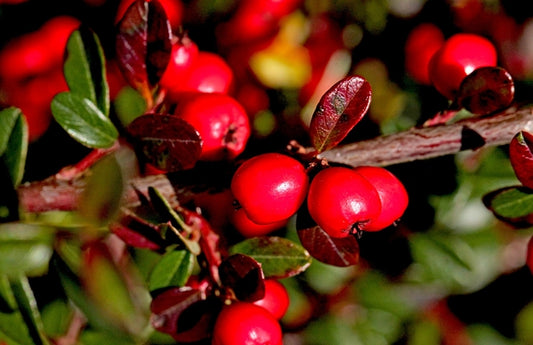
[230,152,408,239]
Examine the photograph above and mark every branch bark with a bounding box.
[17,107,533,214]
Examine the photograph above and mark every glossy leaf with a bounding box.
[483,186,533,221]
[0,223,54,277]
[309,75,372,153]
[509,131,533,189]
[115,0,172,103]
[79,155,124,225]
[127,114,202,172]
[150,287,222,342]
[148,250,195,291]
[229,237,312,278]
[218,253,265,302]
[51,92,118,148]
[0,107,28,188]
[457,66,514,116]
[64,26,110,116]
[296,206,359,267]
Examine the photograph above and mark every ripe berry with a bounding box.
[174,93,250,161]
[159,34,199,93]
[404,23,445,85]
[230,208,288,238]
[231,153,309,224]
[428,33,498,100]
[352,166,408,231]
[307,166,381,238]
[212,302,283,345]
[253,279,290,320]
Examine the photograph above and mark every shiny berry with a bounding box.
[428,33,498,100]
[159,34,199,93]
[231,153,309,224]
[404,23,445,85]
[352,166,409,231]
[174,93,250,161]
[230,207,288,238]
[307,166,381,238]
[212,302,283,345]
[253,279,290,320]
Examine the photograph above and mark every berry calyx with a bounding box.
[352,166,409,231]
[174,93,251,161]
[307,166,381,238]
[231,153,309,224]
[253,279,290,320]
[212,302,283,345]
[428,33,498,100]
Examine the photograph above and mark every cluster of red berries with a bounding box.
[230,152,409,239]
[405,23,498,100]
[212,279,289,345]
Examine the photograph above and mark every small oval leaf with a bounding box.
[483,186,533,221]
[457,66,514,116]
[309,75,372,153]
[219,253,265,302]
[0,107,28,188]
[229,236,312,279]
[510,131,533,189]
[115,0,172,103]
[64,26,110,116]
[149,250,195,292]
[127,114,202,172]
[51,92,118,148]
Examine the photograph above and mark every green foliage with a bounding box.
[0,107,28,188]
[148,249,194,291]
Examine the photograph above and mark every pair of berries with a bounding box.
[405,24,498,101]
[212,279,289,345]
[230,152,408,239]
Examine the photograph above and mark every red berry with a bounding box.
[231,153,309,224]
[230,207,288,238]
[352,166,409,231]
[212,302,283,345]
[428,33,498,100]
[404,23,445,85]
[253,279,290,320]
[159,34,199,92]
[174,93,250,161]
[307,166,381,238]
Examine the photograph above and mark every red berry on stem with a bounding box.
[428,33,498,100]
[174,93,251,161]
[212,302,283,345]
[230,207,288,238]
[159,34,199,92]
[253,279,290,320]
[352,166,409,231]
[404,23,445,85]
[231,153,309,224]
[307,166,381,238]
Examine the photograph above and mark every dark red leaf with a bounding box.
[218,253,265,302]
[127,114,202,172]
[309,75,372,153]
[110,209,166,251]
[296,205,359,267]
[510,131,533,189]
[115,0,172,102]
[457,66,514,116]
[150,287,222,342]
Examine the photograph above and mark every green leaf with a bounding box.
[229,236,312,279]
[0,309,35,345]
[41,299,74,338]
[10,275,51,345]
[114,86,146,127]
[51,92,118,148]
[79,154,124,225]
[0,223,54,277]
[148,249,194,291]
[64,27,110,116]
[488,186,533,219]
[0,107,28,187]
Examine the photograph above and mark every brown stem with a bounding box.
[17,107,533,213]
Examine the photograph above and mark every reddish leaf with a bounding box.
[150,287,222,342]
[110,209,166,251]
[296,205,359,267]
[115,0,172,102]
[309,75,372,153]
[457,66,514,116]
[510,131,533,189]
[127,114,202,172]
[218,253,265,302]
